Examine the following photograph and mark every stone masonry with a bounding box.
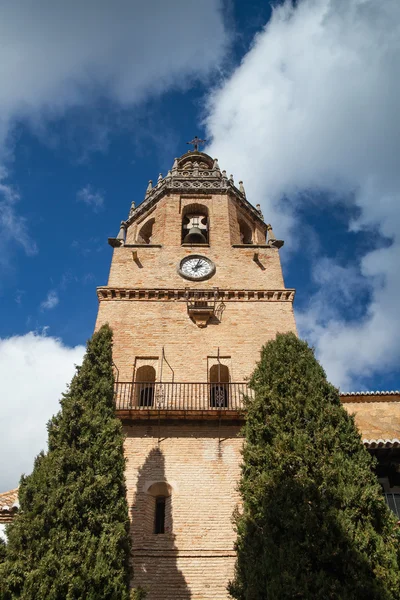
[93,150,400,599]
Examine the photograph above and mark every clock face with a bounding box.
[178,255,215,281]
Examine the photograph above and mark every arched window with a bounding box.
[137,218,155,244]
[146,482,172,535]
[182,203,209,244]
[239,219,253,244]
[135,365,156,407]
[209,364,230,408]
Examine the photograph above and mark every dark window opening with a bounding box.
[155,496,166,534]
[135,365,156,407]
[210,384,228,408]
[209,364,230,408]
[139,385,154,407]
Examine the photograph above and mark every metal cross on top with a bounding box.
[187,136,206,151]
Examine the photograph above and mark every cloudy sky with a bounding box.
[1,0,399,491]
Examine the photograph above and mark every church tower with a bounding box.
[95,145,297,599]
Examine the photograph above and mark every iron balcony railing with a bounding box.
[114,382,253,412]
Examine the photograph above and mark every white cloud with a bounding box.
[0,0,228,156]
[77,185,105,212]
[0,524,6,541]
[40,290,59,311]
[0,173,38,270]
[0,332,85,491]
[205,0,400,389]
[0,0,228,265]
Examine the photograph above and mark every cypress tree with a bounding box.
[229,332,400,600]
[0,539,6,564]
[0,324,132,600]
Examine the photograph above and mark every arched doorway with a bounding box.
[135,365,156,407]
[209,364,230,408]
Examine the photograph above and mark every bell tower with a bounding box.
[95,148,296,598]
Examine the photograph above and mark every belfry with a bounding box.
[95,147,297,598]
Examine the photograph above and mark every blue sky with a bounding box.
[1,0,400,490]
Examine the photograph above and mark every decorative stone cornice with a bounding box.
[97,287,296,303]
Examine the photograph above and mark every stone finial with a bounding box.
[239,181,246,197]
[146,180,153,195]
[213,158,220,171]
[222,170,228,179]
[267,223,284,248]
[256,204,264,220]
[267,223,275,241]
[116,221,127,245]
[157,173,163,184]
[172,158,178,171]
[128,200,136,218]
[229,174,234,184]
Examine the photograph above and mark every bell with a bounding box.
[183,227,207,244]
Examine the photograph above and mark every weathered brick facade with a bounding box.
[93,150,400,598]
[94,150,298,598]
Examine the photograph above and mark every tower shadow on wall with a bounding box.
[131,447,191,600]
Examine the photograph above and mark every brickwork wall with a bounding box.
[124,421,242,600]
[112,194,285,290]
[96,300,296,382]
[96,175,296,598]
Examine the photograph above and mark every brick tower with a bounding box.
[95,148,297,599]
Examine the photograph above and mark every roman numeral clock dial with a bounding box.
[178,255,216,281]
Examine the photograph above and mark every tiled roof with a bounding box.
[0,488,19,523]
[363,439,400,449]
[340,391,400,403]
[341,391,400,396]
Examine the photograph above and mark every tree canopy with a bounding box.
[229,332,400,600]
[0,324,132,600]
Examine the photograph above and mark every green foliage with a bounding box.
[0,538,6,564]
[0,325,132,600]
[229,332,400,600]
[130,587,147,600]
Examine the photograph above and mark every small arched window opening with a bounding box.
[137,218,155,244]
[135,365,156,407]
[155,496,166,534]
[182,203,209,244]
[146,482,172,535]
[239,219,253,244]
[209,364,230,408]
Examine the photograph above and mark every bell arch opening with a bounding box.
[137,218,155,244]
[238,219,253,244]
[182,203,209,244]
[209,364,230,408]
[135,365,156,407]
